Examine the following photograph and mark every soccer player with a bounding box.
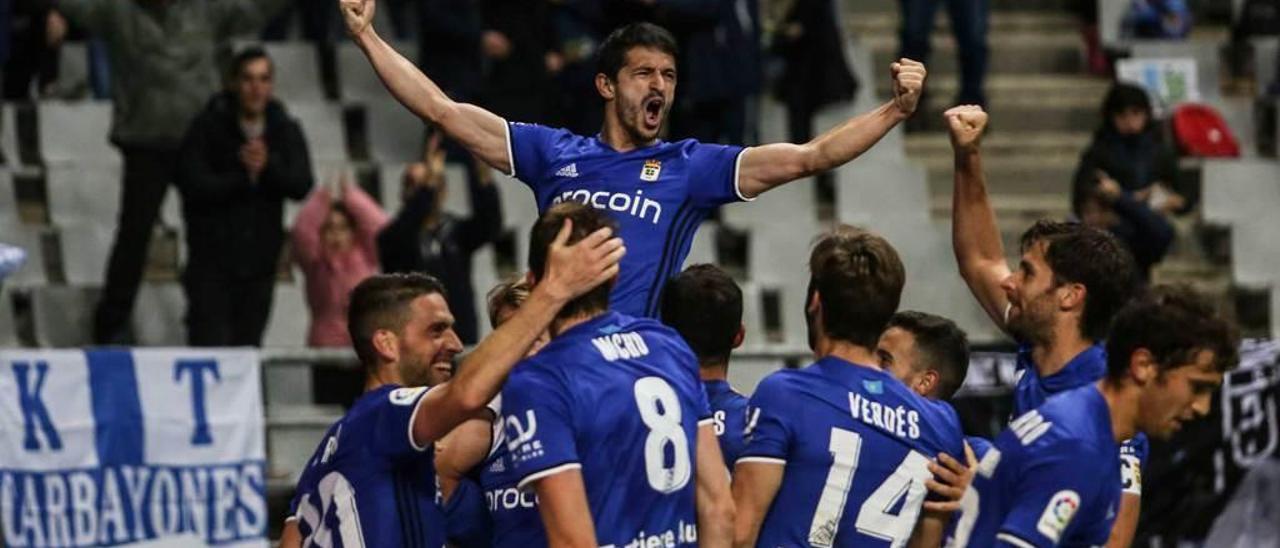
[945,105,1148,546]
[340,0,926,317]
[278,218,624,546]
[662,263,751,468]
[953,286,1238,547]
[499,202,735,546]
[732,226,966,547]
[876,311,971,402]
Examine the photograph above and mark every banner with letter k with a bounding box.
[0,349,267,547]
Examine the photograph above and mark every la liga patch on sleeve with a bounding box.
[1036,490,1081,542]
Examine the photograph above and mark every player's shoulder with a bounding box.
[1002,387,1113,457]
[752,367,809,400]
[509,121,592,152]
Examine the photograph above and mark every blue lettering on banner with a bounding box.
[174,360,220,446]
[13,362,62,452]
[0,462,267,547]
[86,351,145,466]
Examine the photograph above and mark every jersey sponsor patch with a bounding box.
[389,386,427,405]
[1036,490,1081,542]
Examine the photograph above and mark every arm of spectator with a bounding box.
[1112,192,1175,267]
[261,121,315,201]
[342,182,391,263]
[458,167,504,253]
[736,60,923,198]
[53,0,112,36]
[215,0,293,37]
[341,0,512,175]
[376,187,434,273]
[175,119,255,206]
[291,187,332,268]
[946,106,1014,332]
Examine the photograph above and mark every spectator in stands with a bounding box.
[667,0,763,146]
[4,0,65,99]
[1125,0,1192,40]
[53,0,287,345]
[175,46,313,346]
[1074,83,1190,212]
[262,0,334,43]
[378,130,503,346]
[766,0,858,145]
[548,1,605,135]
[898,0,988,108]
[1073,169,1175,281]
[480,0,561,124]
[292,179,388,347]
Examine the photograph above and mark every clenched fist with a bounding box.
[339,0,376,39]
[891,59,927,117]
[944,105,988,153]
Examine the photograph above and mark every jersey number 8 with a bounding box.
[633,376,692,494]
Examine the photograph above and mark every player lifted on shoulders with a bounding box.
[500,202,734,546]
[662,264,752,468]
[732,226,965,547]
[953,286,1238,547]
[341,0,926,317]
[279,220,623,546]
[945,105,1148,546]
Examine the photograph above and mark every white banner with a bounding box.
[0,349,267,547]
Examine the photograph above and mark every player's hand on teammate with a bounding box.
[923,441,978,514]
[339,0,376,39]
[891,59,927,117]
[944,105,989,154]
[539,219,625,303]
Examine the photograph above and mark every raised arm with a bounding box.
[410,221,625,445]
[736,60,925,198]
[340,181,391,264]
[290,187,331,268]
[696,424,735,547]
[946,106,1012,330]
[340,0,511,174]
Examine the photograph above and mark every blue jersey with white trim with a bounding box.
[500,311,710,546]
[706,379,749,469]
[288,385,445,547]
[508,123,747,317]
[740,357,965,547]
[955,385,1122,548]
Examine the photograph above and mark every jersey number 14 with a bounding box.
[809,427,933,547]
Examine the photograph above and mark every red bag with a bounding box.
[1171,104,1241,157]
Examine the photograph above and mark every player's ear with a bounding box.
[1129,348,1158,385]
[920,370,940,398]
[372,329,400,363]
[732,324,745,350]
[1058,282,1086,312]
[595,73,615,101]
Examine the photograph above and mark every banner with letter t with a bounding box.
[0,349,267,547]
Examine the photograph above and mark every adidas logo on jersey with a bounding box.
[555,163,579,178]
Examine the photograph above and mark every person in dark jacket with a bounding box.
[1073,172,1175,281]
[377,130,502,345]
[479,0,560,124]
[175,47,313,346]
[665,0,763,146]
[768,0,857,145]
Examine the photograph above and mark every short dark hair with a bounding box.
[595,22,678,80]
[231,46,272,79]
[528,202,617,319]
[347,273,447,368]
[809,225,905,348]
[661,264,743,365]
[486,279,531,329]
[1105,284,1239,380]
[1102,82,1153,122]
[1020,220,1139,341]
[887,311,971,400]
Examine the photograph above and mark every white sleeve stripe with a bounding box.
[698,417,715,426]
[406,388,432,452]
[503,120,516,177]
[284,516,299,523]
[733,148,756,202]
[996,532,1038,548]
[735,456,786,466]
[515,462,583,491]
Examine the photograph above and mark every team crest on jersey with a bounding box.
[1036,490,1081,542]
[640,158,662,181]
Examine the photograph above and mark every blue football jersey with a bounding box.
[954,385,1122,548]
[739,357,966,547]
[288,385,445,547]
[508,123,748,317]
[500,311,710,546]
[706,379,749,469]
[442,477,491,546]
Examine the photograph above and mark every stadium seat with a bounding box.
[45,162,122,227]
[1254,38,1279,98]
[0,287,18,347]
[1,105,20,167]
[685,220,718,266]
[0,170,17,223]
[263,43,326,102]
[133,282,186,346]
[471,246,501,340]
[1229,218,1280,287]
[285,102,349,164]
[737,280,769,352]
[722,178,818,229]
[337,41,417,102]
[37,101,118,164]
[364,102,427,164]
[1202,160,1280,225]
[266,406,344,484]
[728,355,786,396]
[1272,290,1280,341]
[264,281,308,348]
[31,286,98,347]
[834,159,932,226]
[56,42,90,97]
[58,223,112,286]
[0,222,48,286]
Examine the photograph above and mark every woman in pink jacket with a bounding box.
[291,180,389,347]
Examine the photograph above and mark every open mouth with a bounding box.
[643,97,664,129]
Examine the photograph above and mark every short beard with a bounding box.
[397,354,435,388]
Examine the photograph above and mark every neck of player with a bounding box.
[600,112,656,153]
[1096,377,1140,443]
[815,336,880,369]
[1031,322,1095,379]
[551,308,608,337]
[699,360,729,382]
